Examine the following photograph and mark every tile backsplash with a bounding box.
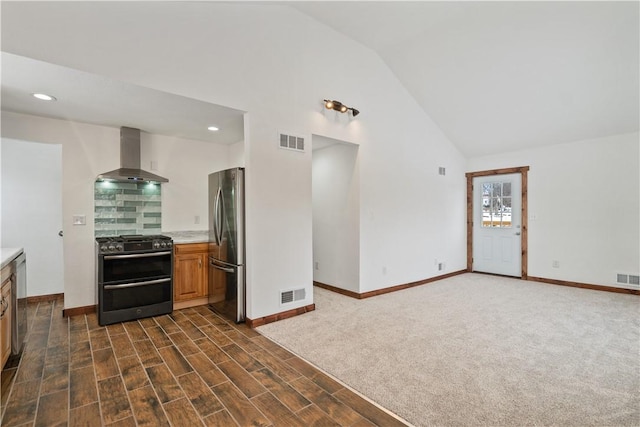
[94,181,162,237]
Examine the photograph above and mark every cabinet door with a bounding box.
[1,280,12,368]
[174,253,207,301]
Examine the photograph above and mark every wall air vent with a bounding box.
[616,273,640,287]
[280,288,306,305]
[279,133,305,152]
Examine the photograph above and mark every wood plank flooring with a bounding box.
[1,298,408,426]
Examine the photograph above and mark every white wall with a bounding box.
[1,138,64,296]
[143,132,229,232]
[228,141,245,169]
[467,132,640,288]
[2,2,468,317]
[1,111,233,308]
[312,139,360,293]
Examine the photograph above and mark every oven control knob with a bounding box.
[161,242,167,248]
[108,245,115,251]
[153,242,160,249]
[116,244,124,252]
[101,245,108,252]
[167,241,172,247]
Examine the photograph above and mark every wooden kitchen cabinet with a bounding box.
[173,243,209,309]
[1,265,13,368]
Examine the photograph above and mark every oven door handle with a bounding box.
[103,277,171,290]
[104,251,172,260]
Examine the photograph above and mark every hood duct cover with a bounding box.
[96,127,168,183]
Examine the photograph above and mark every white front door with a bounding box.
[472,173,522,277]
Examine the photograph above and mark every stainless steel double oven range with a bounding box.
[96,235,173,326]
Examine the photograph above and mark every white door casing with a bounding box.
[473,173,522,277]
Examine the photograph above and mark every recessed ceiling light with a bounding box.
[32,93,57,101]
[207,126,219,132]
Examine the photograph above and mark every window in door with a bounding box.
[481,181,512,228]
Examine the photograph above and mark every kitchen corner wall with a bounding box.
[142,132,230,233]
[1,111,232,309]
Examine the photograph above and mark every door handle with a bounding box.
[217,189,225,244]
[103,277,171,290]
[209,260,235,273]
[104,251,171,260]
[58,230,63,237]
[213,188,222,246]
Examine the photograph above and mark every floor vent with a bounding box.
[279,133,305,152]
[616,273,640,286]
[281,288,306,305]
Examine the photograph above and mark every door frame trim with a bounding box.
[465,166,530,279]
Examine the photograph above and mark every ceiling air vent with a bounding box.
[279,133,305,152]
[280,288,306,305]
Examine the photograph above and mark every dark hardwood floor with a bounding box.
[1,298,408,426]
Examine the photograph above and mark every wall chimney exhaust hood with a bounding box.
[96,127,168,183]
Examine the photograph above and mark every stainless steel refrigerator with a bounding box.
[208,167,245,323]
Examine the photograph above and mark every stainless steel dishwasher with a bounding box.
[12,252,27,354]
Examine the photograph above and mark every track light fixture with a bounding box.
[324,99,360,117]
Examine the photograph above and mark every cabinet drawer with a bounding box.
[174,243,209,255]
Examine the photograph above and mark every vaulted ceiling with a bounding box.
[290,1,639,157]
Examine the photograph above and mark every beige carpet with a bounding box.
[257,273,640,426]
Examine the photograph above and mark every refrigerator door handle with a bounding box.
[213,187,222,246]
[209,259,235,273]
[218,188,225,244]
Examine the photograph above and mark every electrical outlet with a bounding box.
[194,215,200,224]
[552,260,560,268]
[314,261,319,270]
[382,266,387,275]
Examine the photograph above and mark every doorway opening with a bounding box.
[311,135,360,293]
[1,138,64,297]
[466,166,529,278]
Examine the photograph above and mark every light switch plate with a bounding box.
[72,215,86,225]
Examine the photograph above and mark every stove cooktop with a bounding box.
[96,235,173,254]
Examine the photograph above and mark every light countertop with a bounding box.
[162,231,208,244]
[1,248,24,270]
